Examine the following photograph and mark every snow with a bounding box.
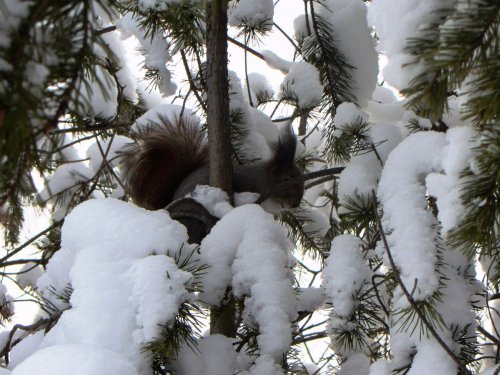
[23,198,193,374]
[173,334,237,375]
[86,135,131,174]
[317,0,378,105]
[246,72,274,103]
[39,162,93,202]
[0,0,33,49]
[368,123,403,162]
[7,331,44,369]
[189,185,234,218]
[76,65,118,119]
[377,131,446,302]
[300,208,331,237]
[117,13,177,97]
[338,353,370,375]
[281,61,323,109]
[407,339,457,375]
[228,0,274,30]
[426,126,478,234]
[12,344,138,375]
[131,103,199,132]
[369,360,391,375]
[337,153,381,207]
[137,0,182,11]
[297,287,326,312]
[99,26,139,103]
[368,0,457,90]
[333,102,369,130]
[240,354,284,375]
[200,205,296,361]
[260,50,293,74]
[335,103,403,207]
[15,263,44,290]
[323,235,370,318]
[130,255,192,343]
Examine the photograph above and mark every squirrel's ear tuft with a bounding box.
[270,126,297,171]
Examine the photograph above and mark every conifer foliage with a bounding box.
[0,0,499,374]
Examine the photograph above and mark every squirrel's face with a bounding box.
[270,164,304,209]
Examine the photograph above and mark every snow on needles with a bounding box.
[377,131,446,303]
[16,198,194,374]
[323,235,370,319]
[228,0,274,30]
[200,204,296,364]
[368,0,458,90]
[281,61,323,109]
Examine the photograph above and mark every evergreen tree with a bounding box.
[0,0,498,374]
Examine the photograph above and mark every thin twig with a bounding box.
[0,222,61,265]
[227,36,264,60]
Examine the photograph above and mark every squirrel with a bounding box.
[120,116,304,212]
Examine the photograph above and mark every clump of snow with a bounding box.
[426,126,478,234]
[317,0,378,105]
[377,131,446,302]
[407,339,457,375]
[39,162,93,203]
[130,255,192,343]
[297,287,326,312]
[118,13,177,97]
[15,263,44,290]
[365,87,405,124]
[281,61,323,109]
[12,344,139,375]
[369,360,391,375]
[240,354,284,375]
[227,71,275,160]
[323,235,370,318]
[189,185,233,218]
[300,208,330,237]
[76,66,118,119]
[247,72,274,103]
[27,198,193,374]
[337,153,381,207]
[131,103,199,132]
[260,50,292,74]
[137,0,182,11]
[99,26,139,103]
[334,102,369,130]
[368,123,403,163]
[7,331,44,369]
[389,333,416,370]
[24,62,49,88]
[368,0,457,90]
[293,14,311,41]
[228,0,274,30]
[0,1,33,49]
[173,334,237,375]
[200,205,296,361]
[335,105,403,208]
[338,353,370,375]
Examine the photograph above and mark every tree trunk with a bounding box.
[206,0,233,200]
[205,0,237,338]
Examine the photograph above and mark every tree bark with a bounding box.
[206,0,233,201]
[205,0,237,338]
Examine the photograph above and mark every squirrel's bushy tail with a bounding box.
[120,116,208,210]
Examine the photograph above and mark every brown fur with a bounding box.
[120,116,208,210]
